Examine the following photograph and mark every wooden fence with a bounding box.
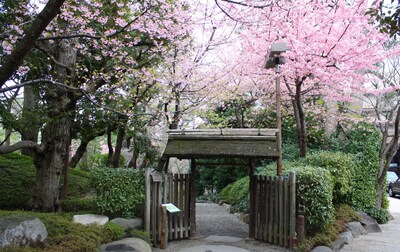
[254,173,296,248]
[145,170,192,247]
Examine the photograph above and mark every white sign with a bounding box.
[162,203,181,213]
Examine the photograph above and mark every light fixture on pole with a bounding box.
[265,42,290,176]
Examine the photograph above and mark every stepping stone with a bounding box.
[205,235,243,242]
[178,245,250,252]
[72,214,109,226]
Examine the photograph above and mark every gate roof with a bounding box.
[162,128,279,159]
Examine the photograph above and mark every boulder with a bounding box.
[338,231,354,244]
[357,211,382,233]
[312,246,333,252]
[0,215,48,248]
[346,221,367,237]
[72,214,109,226]
[99,238,151,252]
[110,218,142,230]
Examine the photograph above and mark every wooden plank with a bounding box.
[289,172,296,248]
[184,174,190,238]
[268,176,273,243]
[144,169,151,233]
[174,174,179,239]
[279,177,284,246]
[167,175,173,240]
[248,160,256,238]
[168,135,276,141]
[157,181,162,243]
[274,177,279,245]
[264,176,269,242]
[179,174,184,238]
[151,182,157,245]
[284,178,289,247]
[189,160,197,237]
[163,139,278,159]
[160,206,168,249]
[255,176,260,240]
[167,128,278,136]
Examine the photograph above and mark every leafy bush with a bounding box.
[218,176,249,205]
[91,167,144,218]
[327,122,380,210]
[0,210,125,252]
[78,153,126,170]
[305,151,355,204]
[364,207,391,224]
[258,162,334,235]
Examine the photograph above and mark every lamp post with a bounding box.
[265,43,290,176]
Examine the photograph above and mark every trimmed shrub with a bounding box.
[91,167,144,218]
[305,151,355,204]
[0,153,36,209]
[218,176,249,205]
[59,197,96,213]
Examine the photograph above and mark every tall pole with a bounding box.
[276,64,282,176]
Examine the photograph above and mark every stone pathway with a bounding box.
[153,203,288,252]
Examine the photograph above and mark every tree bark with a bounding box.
[377,107,400,207]
[29,38,76,212]
[69,140,89,168]
[112,125,126,167]
[292,80,307,157]
[0,0,66,87]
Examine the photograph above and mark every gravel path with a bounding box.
[153,203,289,252]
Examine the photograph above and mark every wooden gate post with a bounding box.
[160,205,168,249]
[289,172,296,248]
[249,159,256,238]
[189,159,197,237]
[144,168,151,232]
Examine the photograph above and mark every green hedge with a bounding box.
[91,167,144,218]
[218,176,249,206]
[0,153,93,210]
[305,151,355,204]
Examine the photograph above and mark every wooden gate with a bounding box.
[253,172,296,248]
[144,169,193,247]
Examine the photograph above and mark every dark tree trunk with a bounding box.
[59,143,70,200]
[69,140,89,168]
[31,114,72,211]
[29,39,76,212]
[107,126,114,166]
[112,126,126,168]
[292,80,307,157]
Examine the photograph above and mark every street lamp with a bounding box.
[265,42,290,176]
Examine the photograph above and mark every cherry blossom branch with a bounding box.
[37,8,150,42]
[220,0,272,9]
[0,0,66,88]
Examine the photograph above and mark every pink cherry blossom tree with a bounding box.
[0,0,190,211]
[219,0,391,157]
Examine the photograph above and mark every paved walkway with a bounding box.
[341,196,400,252]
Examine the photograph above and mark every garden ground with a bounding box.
[154,197,400,252]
